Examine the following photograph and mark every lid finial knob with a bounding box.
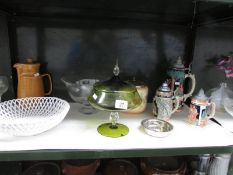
[113,59,120,76]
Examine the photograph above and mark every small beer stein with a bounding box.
[167,57,196,109]
[153,82,179,121]
[188,89,216,126]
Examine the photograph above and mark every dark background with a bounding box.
[0,0,233,102]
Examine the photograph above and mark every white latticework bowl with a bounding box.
[0,97,70,136]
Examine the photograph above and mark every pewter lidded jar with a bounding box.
[153,82,179,121]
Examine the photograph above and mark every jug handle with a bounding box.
[183,73,196,101]
[171,96,180,114]
[41,73,53,96]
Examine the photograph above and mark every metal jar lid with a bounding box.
[156,82,173,98]
[172,56,185,70]
[191,89,209,105]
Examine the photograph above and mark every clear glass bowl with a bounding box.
[61,77,99,115]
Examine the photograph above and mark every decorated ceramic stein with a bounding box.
[188,89,216,126]
[153,82,179,121]
[167,57,196,109]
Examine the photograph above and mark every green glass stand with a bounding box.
[97,123,129,138]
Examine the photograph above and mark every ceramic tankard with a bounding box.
[167,57,196,109]
[153,82,179,121]
[188,89,216,126]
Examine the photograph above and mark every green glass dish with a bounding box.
[88,61,142,138]
[88,75,142,111]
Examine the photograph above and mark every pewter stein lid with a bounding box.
[156,82,173,98]
[191,89,209,105]
[173,56,185,70]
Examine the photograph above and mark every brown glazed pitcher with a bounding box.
[14,58,52,98]
[62,159,100,175]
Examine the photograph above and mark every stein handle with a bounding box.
[171,96,180,114]
[41,73,53,96]
[183,73,196,101]
[208,102,216,119]
[152,96,157,116]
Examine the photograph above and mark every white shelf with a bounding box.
[0,103,232,152]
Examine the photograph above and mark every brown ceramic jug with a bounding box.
[62,159,100,175]
[104,159,138,175]
[14,58,52,98]
[140,157,186,175]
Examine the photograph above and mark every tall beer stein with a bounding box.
[153,82,179,121]
[167,57,196,109]
[188,89,216,126]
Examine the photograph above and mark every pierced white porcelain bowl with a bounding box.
[0,97,70,136]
